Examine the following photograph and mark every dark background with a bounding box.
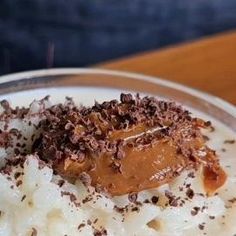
[1,0,236,75]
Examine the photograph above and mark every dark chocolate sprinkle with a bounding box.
[128,193,138,203]
[31,228,37,236]
[21,195,26,202]
[191,207,200,216]
[79,172,92,187]
[198,224,205,230]
[78,223,86,230]
[224,139,235,144]
[228,197,236,204]
[186,188,195,199]
[151,196,159,204]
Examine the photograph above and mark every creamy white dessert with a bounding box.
[0,93,235,236]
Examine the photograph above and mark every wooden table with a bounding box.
[99,31,236,105]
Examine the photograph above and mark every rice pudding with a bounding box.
[0,93,235,236]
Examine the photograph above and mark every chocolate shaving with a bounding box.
[151,196,159,204]
[224,139,235,144]
[203,135,210,141]
[93,228,107,236]
[57,179,65,187]
[228,197,236,204]
[191,207,200,216]
[79,172,92,186]
[198,223,205,230]
[128,193,138,203]
[110,161,122,174]
[78,223,86,230]
[31,228,37,236]
[14,172,21,180]
[21,195,26,202]
[16,180,22,187]
[120,93,133,104]
[186,188,195,199]
[61,191,80,207]
[165,191,179,207]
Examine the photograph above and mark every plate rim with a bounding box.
[0,68,235,118]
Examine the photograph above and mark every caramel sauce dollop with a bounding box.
[56,121,226,196]
[35,94,227,196]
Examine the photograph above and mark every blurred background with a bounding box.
[0,0,236,75]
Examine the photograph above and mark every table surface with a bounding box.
[99,31,236,105]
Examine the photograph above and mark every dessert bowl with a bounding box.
[0,68,235,130]
[0,69,235,236]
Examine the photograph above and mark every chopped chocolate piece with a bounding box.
[79,172,92,186]
[203,135,210,141]
[204,121,212,127]
[120,93,133,104]
[128,193,138,203]
[14,148,21,156]
[16,180,23,187]
[115,140,125,160]
[144,199,150,204]
[78,223,86,230]
[87,219,92,225]
[21,195,26,202]
[228,197,236,204]
[185,183,191,188]
[61,191,80,207]
[179,186,184,192]
[82,195,93,204]
[191,207,200,216]
[31,228,37,236]
[186,188,195,199]
[165,191,179,207]
[209,126,215,132]
[131,206,139,212]
[93,228,107,236]
[187,172,195,178]
[224,139,235,144]
[151,196,159,204]
[198,224,205,230]
[0,131,9,148]
[58,180,65,187]
[14,172,21,180]
[114,206,125,214]
[0,100,10,110]
[110,161,122,174]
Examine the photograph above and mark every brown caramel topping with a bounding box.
[203,165,227,196]
[33,93,227,196]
